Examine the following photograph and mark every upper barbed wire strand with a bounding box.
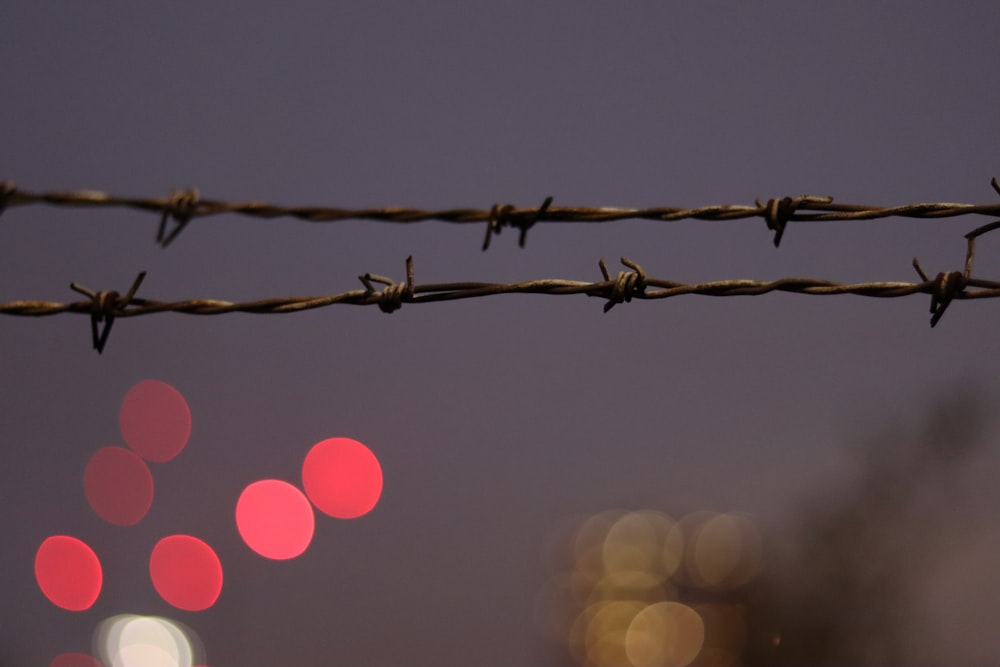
[4,181,1000,247]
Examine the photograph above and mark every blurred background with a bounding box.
[2,3,999,666]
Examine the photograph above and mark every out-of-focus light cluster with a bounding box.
[34,380,385,665]
[94,614,206,667]
[236,436,384,559]
[536,510,763,667]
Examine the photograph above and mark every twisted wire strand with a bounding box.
[5,255,998,353]
[3,181,1000,247]
[5,261,1000,318]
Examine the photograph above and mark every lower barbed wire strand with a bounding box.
[4,276,1000,318]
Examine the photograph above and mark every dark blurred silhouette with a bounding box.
[745,387,991,667]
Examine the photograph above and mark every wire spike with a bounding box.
[69,272,146,353]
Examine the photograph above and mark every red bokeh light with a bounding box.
[84,447,154,526]
[149,535,223,612]
[302,437,383,519]
[49,653,104,667]
[119,379,192,463]
[50,653,104,667]
[236,480,315,560]
[35,536,102,611]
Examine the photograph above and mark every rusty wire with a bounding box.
[3,180,1000,248]
[5,243,1000,353]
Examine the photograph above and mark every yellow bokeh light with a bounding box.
[671,511,716,586]
[546,508,766,667]
[569,600,643,666]
[575,511,625,569]
[575,511,625,557]
[662,520,686,580]
[603,511,676,586]
[693,513,742,588]
[569,602,604,664]
[691,512,762,590]
[585,600,646,667]
[625,601,705,667]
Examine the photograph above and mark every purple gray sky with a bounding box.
[2,3,1000,665]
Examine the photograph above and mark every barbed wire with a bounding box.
[4,246,1000,352]
[2,179,999,248]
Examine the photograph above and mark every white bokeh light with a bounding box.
[95,614,202,667]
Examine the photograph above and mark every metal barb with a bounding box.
[964,237,976,279]
[518,196,553,248]
[482,197,553,250]
[912,258,966,328]
[756,195,834,247]
[598,258,611,282]
[929,272,967,327]
[482,203,513,251]
[602,257,647,313]
[918,209,1000,327]
[758,197,792,247]
[358,258,414,313]
[965,220,1000,240]
[68,272,146,353]
[157,189,200,247]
